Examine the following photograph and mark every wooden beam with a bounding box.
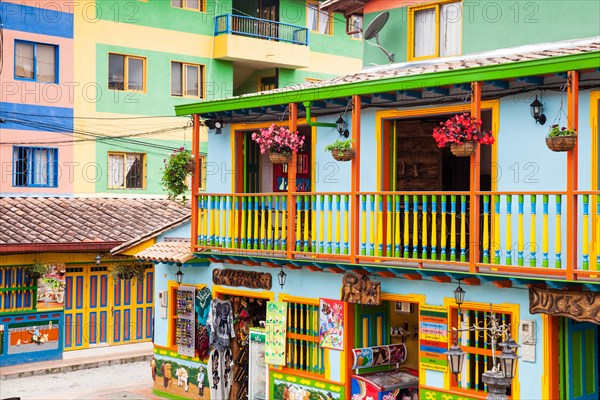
[526,282,547,289]
[462,278,481,286]
[492,280,512,288]
[242,260,260,266]
[263,261,280,269]
[328,266,345,274]
[432,275,452,283]
[305,265,323,272]
[378,270,396,278]
[285,264,302,270]
[403,273,422,280]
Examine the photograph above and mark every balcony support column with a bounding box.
[350,95,361,265]
[191,113,200,253]
[470,82,482,273]
[566,71,579,280]
[287,103,298,260]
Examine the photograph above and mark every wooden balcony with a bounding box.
[193,191,599,282]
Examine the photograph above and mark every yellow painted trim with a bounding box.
[590,92,600,270]
[108,53,147,93]
[407,0,463,61]
[541,314,551,400]
[170,61,206,99]
[119,237,156,256]
[380,292,426,383]
[375,101,498,191]
[107,151,147,190]
[167,280,206,348]
[278,294,319,306]
[212,285,274,300]
[442,297,520,397]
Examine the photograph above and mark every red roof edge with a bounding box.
[0,242,123,253]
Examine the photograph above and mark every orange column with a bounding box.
[566,71,579,280]
[287,103,298,259]
[191,114,200,253]
[543,315,560,399]
[350,95,361,264]
[470,82,482,273]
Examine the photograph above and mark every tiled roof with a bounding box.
[0,197,190,248]
[263,38,599,94]
[134,240,193,264]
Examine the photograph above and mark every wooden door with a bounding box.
[562,319,598,399]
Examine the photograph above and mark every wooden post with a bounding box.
[566,71,579,280]
[287,103,298,260]
[350,95,361,264]
[470,82,482,273]
[191,113,200,253]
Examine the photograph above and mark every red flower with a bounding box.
[432,113,494,148]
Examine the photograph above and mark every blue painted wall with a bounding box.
[0,2,73,38]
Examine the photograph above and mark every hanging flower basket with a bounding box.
[450,141,478,157]
[269,151,292,164]
[184,159,195,173]
[432,113,494,157]
[252,124,305,164]
[331,148,356,162]
[545,125,577,152]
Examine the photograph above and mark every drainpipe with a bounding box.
[303,101,337,128]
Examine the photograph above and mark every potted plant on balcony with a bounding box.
[24,261,50,283]
[110,262,147,283]
[251,124,305,164]
[432,113,494,157]
[161,147,194,204]
[325,138,355,161]
[545,124,577,152]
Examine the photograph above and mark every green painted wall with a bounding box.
[364,0,600,67]
[236,68,343,95]
[95,0,222,35]
[96,44,233,115]
[94,139,207,194]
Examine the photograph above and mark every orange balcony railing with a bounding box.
[195,191,600,280]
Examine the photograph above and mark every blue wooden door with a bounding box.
[566,319,598,400]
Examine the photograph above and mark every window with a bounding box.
[409,1,462,60]
[284,298,325,376]
[260,76,277,91]
[171,0,203,11]
[171,62,203,97]
[348,15,363,39]
[450,305,515,396]
[15,41,57,83]
[307,1,331,35]
[108,152,145,189]
[108,53,145,91]
[13,147,58,187]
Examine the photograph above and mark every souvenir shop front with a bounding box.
[149,245,549,400]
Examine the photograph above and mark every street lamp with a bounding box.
[445,281,520,400]
[175,265,184,286]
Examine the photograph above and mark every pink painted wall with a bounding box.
[365,0,430,13]
[1,30,74,108]
[0,130,74,195]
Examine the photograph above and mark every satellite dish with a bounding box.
[363,11,395,64]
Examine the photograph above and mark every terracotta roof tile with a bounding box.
[0,197,190,247]
[135,241,193,264]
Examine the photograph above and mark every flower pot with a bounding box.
[331,148,355,162]
[545,135,577,152]
[184,160,195,173]
[269,151,292,164]
[450,141,477,157]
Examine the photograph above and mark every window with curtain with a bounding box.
[15,41,57,83]
[410,1,462,60]
[307,2,331,35]
[13,146,58,187]
[171,62,203,97]
[284,298,325,376]
[108,152,145,189]
[349,15,363,39]
[171,0,203,11]
[108,53,145,91]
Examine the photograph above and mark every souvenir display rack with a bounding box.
[176,286,196,357]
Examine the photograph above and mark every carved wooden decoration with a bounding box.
[341,272,381,306]
[212,269,272,290]
[529,286,600,324]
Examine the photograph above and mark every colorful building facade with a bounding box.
[163,1,599,399]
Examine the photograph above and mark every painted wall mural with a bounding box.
[270,372,345,400]
[153,348,209,399]
[36,264,66,308]
[7,320,60,354]
[319,298,344,350]
[265,301,287,366]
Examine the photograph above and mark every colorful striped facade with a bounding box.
[165,1,600,399]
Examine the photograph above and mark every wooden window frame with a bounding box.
[170,0,205,12]
[108,53,147,92]
[107,151,146,190]
[171,61,205,98]
[307,1,332,35]
[408,0,462,61]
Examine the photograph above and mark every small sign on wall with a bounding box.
[319,299,344,350]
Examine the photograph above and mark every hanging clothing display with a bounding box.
[208,346,234,400]
[206,298,235,351]
[196,287,212,325]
